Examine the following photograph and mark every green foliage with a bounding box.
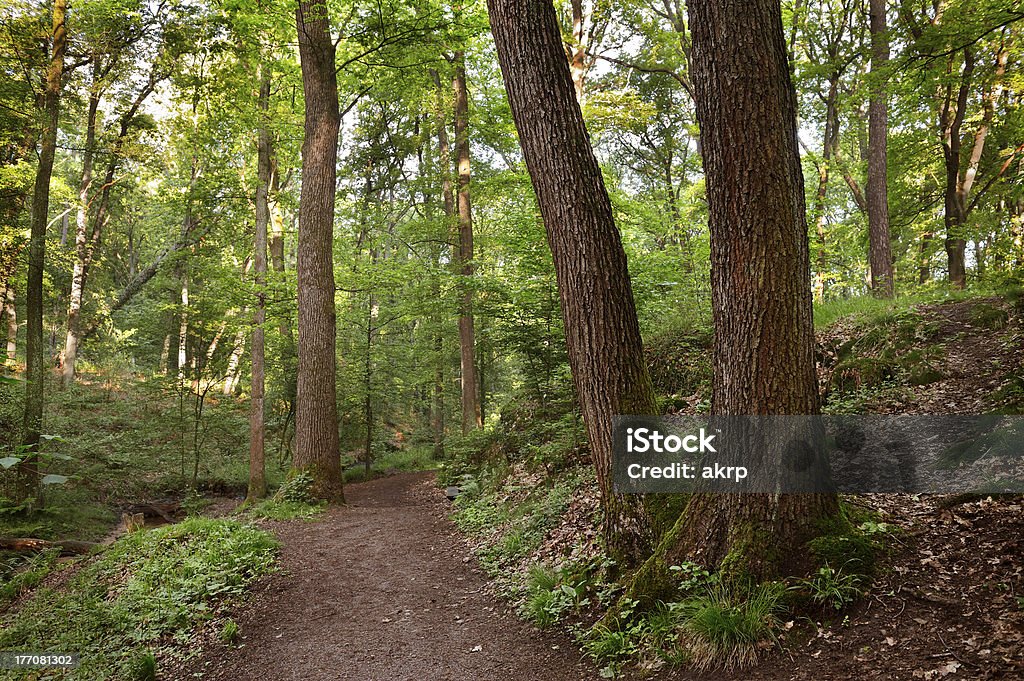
[673,582,784,671]
[795,563,864,611]
[274,472,317,504]
[219,618,240,645]
[0,518,277,679]
[668,561,718,594]
[0,548,60,605]
[519,562,592,628]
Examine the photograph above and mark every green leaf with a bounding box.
[41,474,69,485]
[0,456,20,469]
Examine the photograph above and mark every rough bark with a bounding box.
[20,0,67,509]
[248,64,271,502]
[658,0,839,579]
[867,0,894,297]
[488,0,660,564]
[294,0,344,502]
[453,53,482,433]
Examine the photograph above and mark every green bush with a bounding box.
[796,563,863,611]
[674,582,784,671]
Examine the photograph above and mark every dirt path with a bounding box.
[178,472,594,681]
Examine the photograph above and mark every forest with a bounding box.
[0,0,1022,678]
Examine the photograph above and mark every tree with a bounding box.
[655,0,839,578]
[20,0,68,509]
[867,0,893,297]
[453,51,482,433]
[248,63,272,501]
[487,0,660,564]
[294,0,344,502]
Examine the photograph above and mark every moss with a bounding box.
[644,493,690,543]
[806,512,876,576]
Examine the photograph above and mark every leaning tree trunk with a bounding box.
[652,0,840,581]
[294,0,344,502]
[488,0,660,565]
[867,0,894,298]
[453,53,482,433]
[248,64,271,502]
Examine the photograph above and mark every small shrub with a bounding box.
[797,563,863,611]
[219,618,240,644]
[274,472,316,504]
[131,650,157,681]
[674,582,784,671]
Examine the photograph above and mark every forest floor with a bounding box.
[175,296,1023,681]
[173,472,594,681]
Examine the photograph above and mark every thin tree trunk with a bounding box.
[269,176,297,420]
[867,0,894,297]
[248,63,271,501]
[4,284,15,364]
[488,0,660,565]
[20,0,68,509]
[453,52,482,433]
[294,0,344,502]
[223,329,246,395]
[427,77,449,458]
[177,269,188,382]
[62,60,101,387]
[658,0,839,579]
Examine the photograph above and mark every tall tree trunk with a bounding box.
[20,0,68,509]
[867,0,894,297]
[453,52,482,433]
[248,64,271,502]
[62,61,101,387]
[294,0,344,502]
[810,79,839,301]
[488,0,660,565]
[657,0,839,579]
[269,175,297,433]
[428,71,450,458]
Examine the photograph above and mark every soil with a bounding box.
[175,472,594,681]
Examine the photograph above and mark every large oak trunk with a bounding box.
[294,0,344,502]
[487,0,660,564]
[657,0,839,580]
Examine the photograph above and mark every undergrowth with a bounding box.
[0,517,278,680]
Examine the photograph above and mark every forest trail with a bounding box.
[178,472,593,681]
